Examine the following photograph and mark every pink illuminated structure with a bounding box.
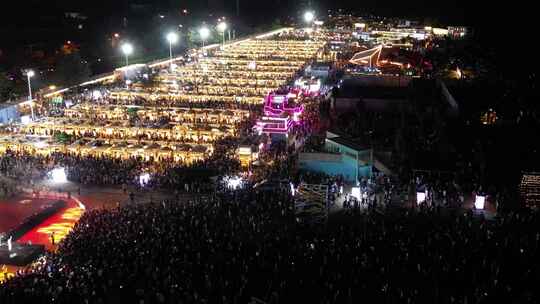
[254,116,293,134]
[263,92,304,122]
[254,90,305,136]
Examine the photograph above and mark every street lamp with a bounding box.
[166,32,179,71]
[25,70,35,120]
[304,11,315,24]
[121,43,133,66]
[217,21,227,46]
[199,26,210,48]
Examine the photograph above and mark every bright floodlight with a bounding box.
[226,176,242,190]
[27,70,35,77]
[121,43,133,55]
[34,141,48,149]
[199,27,210,40]
[166,32,178,44]
[416,192,427,205]
[51,168,67,183]
[475,195,486,210]
[304,11,315,23]
[139,173,150,186]
[217,21,227,32]
[92,90,102,100]
[20,115,31,124]
[351,187,361,200]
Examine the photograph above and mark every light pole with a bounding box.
[217,21,227,46]
[304,11,315,25]
[199,26,210,48]
[121,43,133,67]
[26,70,35,120]
[166,32,179,71]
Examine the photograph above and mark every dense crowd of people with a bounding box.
[0,146,240,190]
[0,187,538,303]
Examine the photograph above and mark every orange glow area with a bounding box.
[0,265,19,283]
[18,206,84,251]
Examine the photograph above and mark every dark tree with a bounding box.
[0,70,24,102]
[51,52,91,87]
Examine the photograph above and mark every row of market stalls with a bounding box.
[6,28,328,166]
[0,134,212,163]
[63,103,250,125]
[22,118,236,142]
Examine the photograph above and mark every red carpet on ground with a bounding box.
[0,197,58,233]
[17,199,84,251]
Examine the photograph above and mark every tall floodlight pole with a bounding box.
[166,32,179,71]
[26,70,35,120]
[217,21,227,46]
[304,11,315,26]
[199,26,210,48]
[121,43,133,67]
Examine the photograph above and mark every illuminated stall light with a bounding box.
[226,176,243,190]
[351,187,361,200]
[50,167,67,183]
[475,195,486,210]
[139,173,150,186]
[416,192,427,205]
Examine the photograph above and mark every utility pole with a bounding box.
[356,151,359,185]
[236,0,240,17]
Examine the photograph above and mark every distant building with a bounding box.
[0,104,20,125]
[448,26,469,39]
[520,173,540,208]
[64,12,88,20]
[298,132,375,182]
[396,20,412,28]
[304,62,333,79]
[332,78,411,112]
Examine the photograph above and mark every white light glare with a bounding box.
[166,32,179,44]
[416,192,427,205]
[51,168,68,183]
[92,90,102,100]
[121,43,133,55]
[304,11,315,23]
[20,115,32,124]
[226,176,242,190]
[34,141,48,149]
[351,187,361,200]
[475,195,486,210]
[199,27,210,40]
[217,21,227,32]
[139,173,150,186]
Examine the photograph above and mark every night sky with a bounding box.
[0,0,531,67]
[2,0,471,25]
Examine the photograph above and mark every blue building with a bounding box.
[0,104,20,125]
[299,133,374,182]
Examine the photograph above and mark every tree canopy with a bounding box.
[50,52,91,88]
[0,70,24,102]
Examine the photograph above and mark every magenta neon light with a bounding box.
[263,92,304,117]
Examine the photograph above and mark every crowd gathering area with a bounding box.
[0,26,539,304]
[1,188,538,304]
